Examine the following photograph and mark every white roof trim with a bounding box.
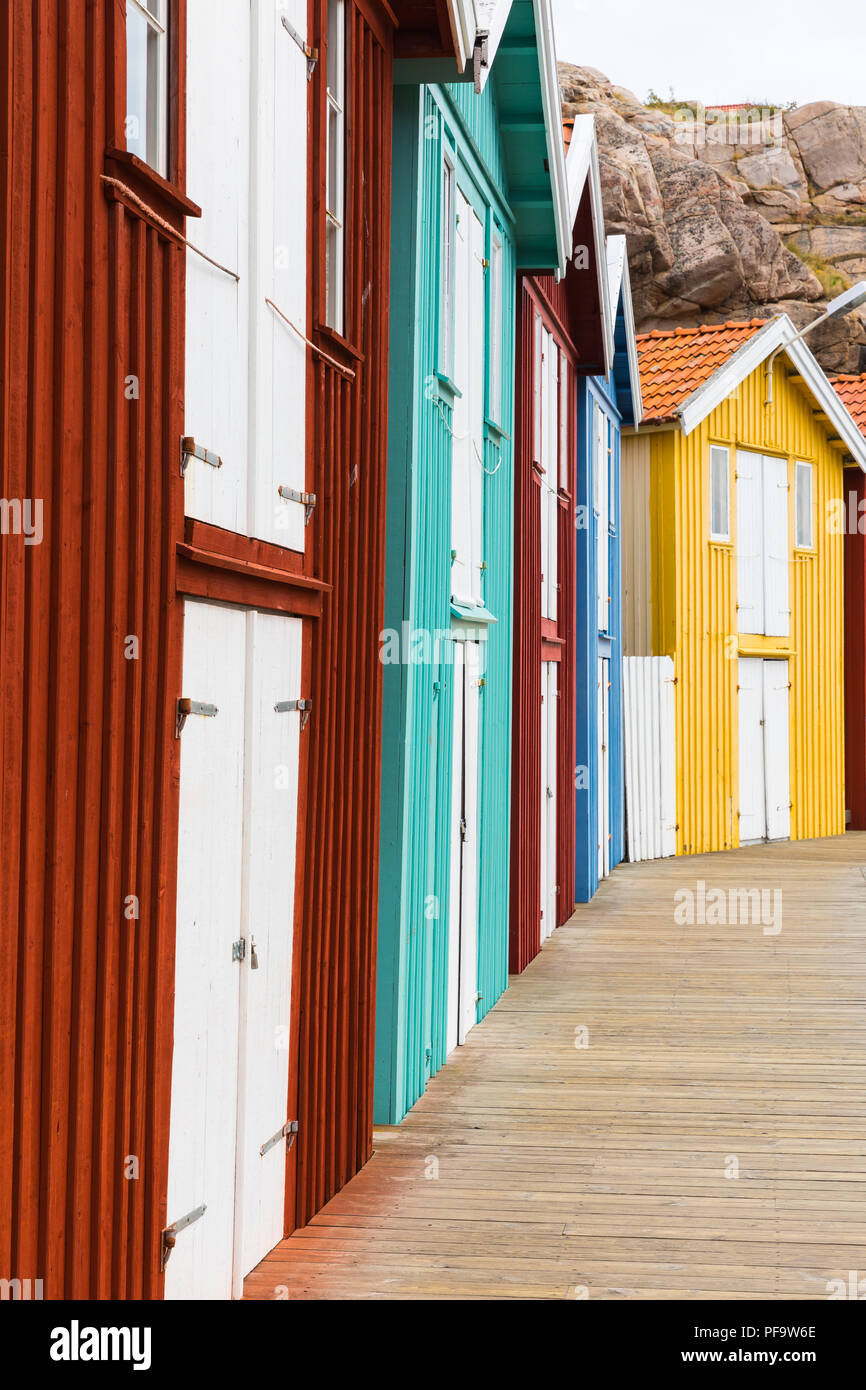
[445,1,476,71]
[472,1,512,86]
[675,316,866,470]
[606,234,643,424]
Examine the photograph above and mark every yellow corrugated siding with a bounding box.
[664,367,846,854]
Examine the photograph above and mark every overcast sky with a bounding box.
[551,0,865,110]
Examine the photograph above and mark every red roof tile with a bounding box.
[832,373,866,436]
[636,319,770,423]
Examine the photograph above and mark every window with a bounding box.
[795,461,813,548]
[440,153,456,374]
[325,0,346,333]
[558,353,569,490]
[607,415,615,531]
[710,445,730,540]
[488,227,503,422]
[533,311,542,462]
[126,0,169,175]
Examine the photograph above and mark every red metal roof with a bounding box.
[635,319,770,423]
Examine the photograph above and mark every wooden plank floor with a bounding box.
[245,835,866,1300]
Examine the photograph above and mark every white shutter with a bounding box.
[540,662,558,940]
[451,191,474,606]
[250,1,308,552]
[737,657,766,843]
[547,338,559,622]
[468,209,485,604]
[763,453,790,637]
[763,659,791,840]
[235,612,303,1283]
[185,1,250,533]
[736,450,764,635]
[446,643,464,1056]
[596,405,609,632]
[459,642,480,1042]
[166,601,248,1300]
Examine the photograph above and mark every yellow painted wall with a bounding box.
[645,364,846,854]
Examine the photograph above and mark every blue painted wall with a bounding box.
[575,366,626,903]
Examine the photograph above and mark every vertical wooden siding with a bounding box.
[844,471,866,828]
[0,1,186,1297]
[510,274,577,973]
[295,0,393,1226]
[654,368,846,854]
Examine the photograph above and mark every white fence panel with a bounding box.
[623,656,677,862]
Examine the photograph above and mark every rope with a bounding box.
[265,298,356,380]
[99,175,240,280]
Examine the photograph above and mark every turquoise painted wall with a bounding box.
[375,78,516,1125]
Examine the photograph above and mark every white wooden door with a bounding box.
[736,450,764,636]
[762,455,790,637]
[595,404,609,632]
[451,191,485,607]
[166,600,247,1300]
[763,659,791,840]
[540,662,558,941]
[598,657,611,878]
[168,603,303,1298]
[233,612,303,1288]
[540,330,558,622]
[185,0,250,533]
[447,642,480,1054]
[738,656,767,843]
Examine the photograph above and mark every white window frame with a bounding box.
[126,0,169,176]
[533,310,542,463]
[710,444,731,542]
[795,460,813,549]
[325,0,346,334]
[488,225,503,423]
[558,352,569,491]
[440,150,456,376]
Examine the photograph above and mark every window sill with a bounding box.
[313,322,365,368]
[434,370,462,405]
[104,146,201,221]
[484,415,510,442]
[709,537,733,549]
[793,546,816,558]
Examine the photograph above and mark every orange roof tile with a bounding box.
[832,373,866,436]
[636,319,770,423]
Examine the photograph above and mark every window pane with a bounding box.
[796,463,812,547]
[325,0,345,332]
[126,1,167,175]
[533,313,542,461]
[710,446,729,538]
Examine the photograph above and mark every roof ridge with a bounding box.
[637,317,769,344]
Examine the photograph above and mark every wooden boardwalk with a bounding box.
[245,836,866,1300]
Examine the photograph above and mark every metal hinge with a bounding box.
[275,697,313,729]
[232,937,246,962]
[280,14,317,78]
[473,31,489,93]
[460,816,467,842]
[181,436,222,475]
[175,698,218,738]
[278,485,317,525]
[260,1119,299,1158]
[161,1204,206,1270]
